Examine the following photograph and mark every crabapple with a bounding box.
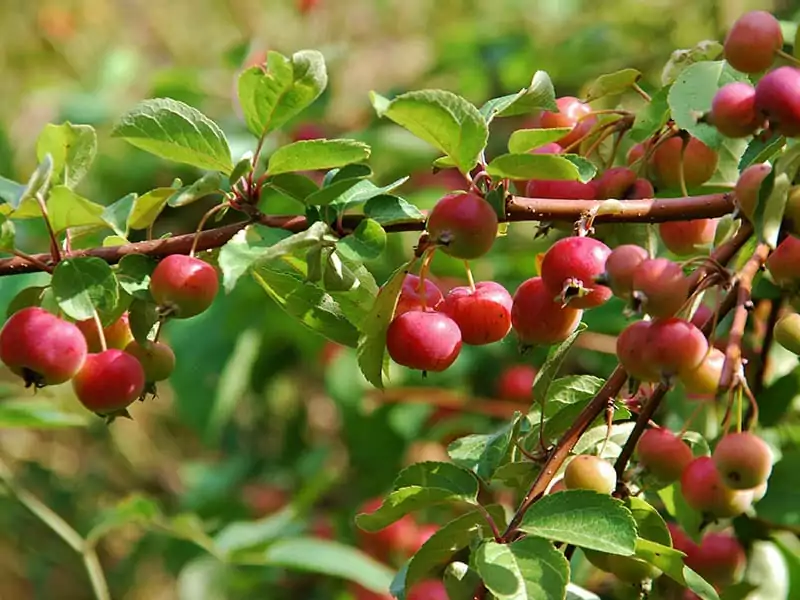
[724,11,783,74]
[644,318,709,378]
[631,258,690,318]
[72,349,146,416]
[408,580,448,600]
[626,142,647,166]
[595,167,638,199]
[680,456,754,518]
[754,66,800,136]
[0,307,87,388]
[689,532,746,588]
[679,347,724,395]
[540,236,612,308]
[617,320,660,382]
[386,310,461,372]
[440,281,513,345]
[767,235,800,288]
[667,523,698,557]
[604,244,648,299]
[627,178,655,199]
[564,455,616,494]
[124,340,176,383]
[535,96,597,149]
[713,432,773,490]
[525,178,597,200]
[426,192,498,259]
[690,303,714,329]
[658,219,717,256]
[649,136,718,190]
[511,277,583,346]
[497,364,537,403]
[76,313,134,353]
[150,255,220,319]
[710,82,762,137]
[637,428,693,483]
[533,142,563,154]
[734,162,772,222]
[774,313,800,354]
[395,274,444,315]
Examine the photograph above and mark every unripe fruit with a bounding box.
[632,258,690,318]
[689,532,746,588]
[644,318,709,378]
[767,235,800,288]
[426,192,498,259]
[511,277,583,346]
[754,66,800,137]
[440,281,513,345]
[497,364,537,403]
[680,347,725,395]
[386,310,462,372]
[72,350,146,416]
[774,313,800,354]
[595,167,638,200]
[710,82,762,137]
[604,244,648,299]
[680,456,754,518]
[637,428,693,483]
[535,96,596,149]
[76,313,134,353]
[734,162,772,222]
[150,255,220,319]
[395,274,444,315]
[124,340,176,382]
[724,11,783,74]
[540,236,612,309]
[617,320,660,382]
[659,219,717,256]
[650,136,718,190]
[564,455,616,494]
[0,307,87,387]
[713,432,773,490]
[525,178,597,200]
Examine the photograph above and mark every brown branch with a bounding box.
[751,298,782,396]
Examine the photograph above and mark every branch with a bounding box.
[752,298,782,395]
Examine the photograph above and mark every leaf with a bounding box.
[756,146,800,248]
[356,262,411,388]
[116,254,157,300]
[321,248,358,292]
[102,193,136,237]
[0,176,25,207]
[266,139,371,176]
[228,153,253,186]
[480,71,558,120]
[337,219,386,262]
[128,187,176,230]
[444,562,482,600]
[36,122,97,188]
[475,537,569,600]
[364,195,425,226]
[487,154,595,182]
[112,98,233,174]
[371,89,488,174]
[168,172,222,207]
[51,257,119,321]
[658,483,703,541]
[661,40,724,85]
[754,450,800,527]
[518,490,637,555]
[46,186,106,233]
[544,375,605,417]
[236,50,327,138]
[533,323,587,414]
[0,400,88,429]
[448,414,523,480]
[86,494,163,545]
[322,177,410,212]
[14,154,53,211]
[629,85,671,143]
[508,128,572,154]
[584,69,642,102]
[265,173,320,203]
[128,298,160,345]
[0,214,14,250]
[739,134,785,170]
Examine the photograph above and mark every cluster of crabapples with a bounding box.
[0,254,219,419]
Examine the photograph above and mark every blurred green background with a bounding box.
[0,1,797,599]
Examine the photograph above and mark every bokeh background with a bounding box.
[0,1,798,599]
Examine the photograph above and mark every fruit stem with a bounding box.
[735,384,744,433]
[190,202,231,258]
[92,309,108,352]
[677,402,706,438]
[416,248,436,309]
[775,48,800,68]
[464,260,476,292]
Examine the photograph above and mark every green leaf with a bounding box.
[236,50,327,138]
[127,187,175,230]
[544,375,605,417]
[267,139,371,176]
[0,176,25,207]
[756,146,800,248]
[6,286,48,318]
[518,490,637,555]
[364,195,425,226]
[739,134,786,170]
[128,298,159,345]
[321,248,358,292]
[265,173,320,203]
[217,225,297,292]
[533,323,587,414]
[661,40,724,85]
[629,86,671,143]
[102,193,136,237]
[112,98,233,174]
[337,219,386,262]
[356,262,411,388]
[14,154,53,211]
[86,494,162,545]
[371,89,488,174]
[486,154,595,182]
[393,461,479,495]
[321,176,410,212]
[116,254,157,300]
[448,414,523,480]
[36,122,97,188]
[214,506,297,557]
[405,505,507,587]
[355,487,473,532]
[0,399,88,429]
[51,257,119,321]
[754,450,800,527]
[0,214,14,250]
[168,172,222,207]
[480,71,558,120]
[584,69,642,102]
[444,562,482,600]
[508,128,572,154]
[475,537,569,600]
[228,153,253,186]
[46,186,106,233]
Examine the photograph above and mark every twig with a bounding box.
[752,298,782,395]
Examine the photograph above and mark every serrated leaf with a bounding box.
[265,173,321,203]
[337,219,386,262]
[371,89,488,174]
[237,50,327,138]
[508,128,572,154]
[116,254,157,300]
[51,257,119,321]
[112,98,233,174]
[533,323,587,414]
[480,71,558,120]
[168,172,222,207]
[584,69,642,102]
[326,177,410,213]
[128,187,175,230]
[475,537,569,600]
[102,193,136,237]
[487,154,593,182]
[266,139,371,176]
[393,461,479,495]
[0,399,88,429]
[0,214,14,250]
[544,375,605,417]
[739,134,785,170]
[448,414,523,480]
[363,195,425,225]
[46,186,106,233]
[661,40,724,86]
[518,490,637,555]
[36,122,97,188]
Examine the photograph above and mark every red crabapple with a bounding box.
[386,310,462,372]
[617,320,660,382]
[76,313,134,353]
[72,349,146,416]
[540,236,612,308]
[497,364,537,403]
[627,178,655,199]
[734,162,772,222]
[0,307,87,388]
[689,532,746,588]
[535,96,597,149]
[357,497,420,561]
[408,580,448,600]
[595,167,638,200]
[604,244,649,299]
[644,318,709,378]
[631,258,690,318]
[426,192,498,259]
[564,455,616,494]
[767,235,800,288]
[774,313,800,354]
[710,82,763,137]
[713,432,773,490]
[395,274,444,315]
[658,219,717,256]
[626,143,647,166]
[754,66,800,137]
[440,281,513,345]
[511,277,583,346]
[649,136,718,191]
[533,142,563,154]
[680,456,754,518]
[724,10,783,74]
[637,428,693,483]
[690,303,714,329]
[150,255,219,319]
[525,178,597,200]
[679,347,724,395]
[124,340,176,383]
